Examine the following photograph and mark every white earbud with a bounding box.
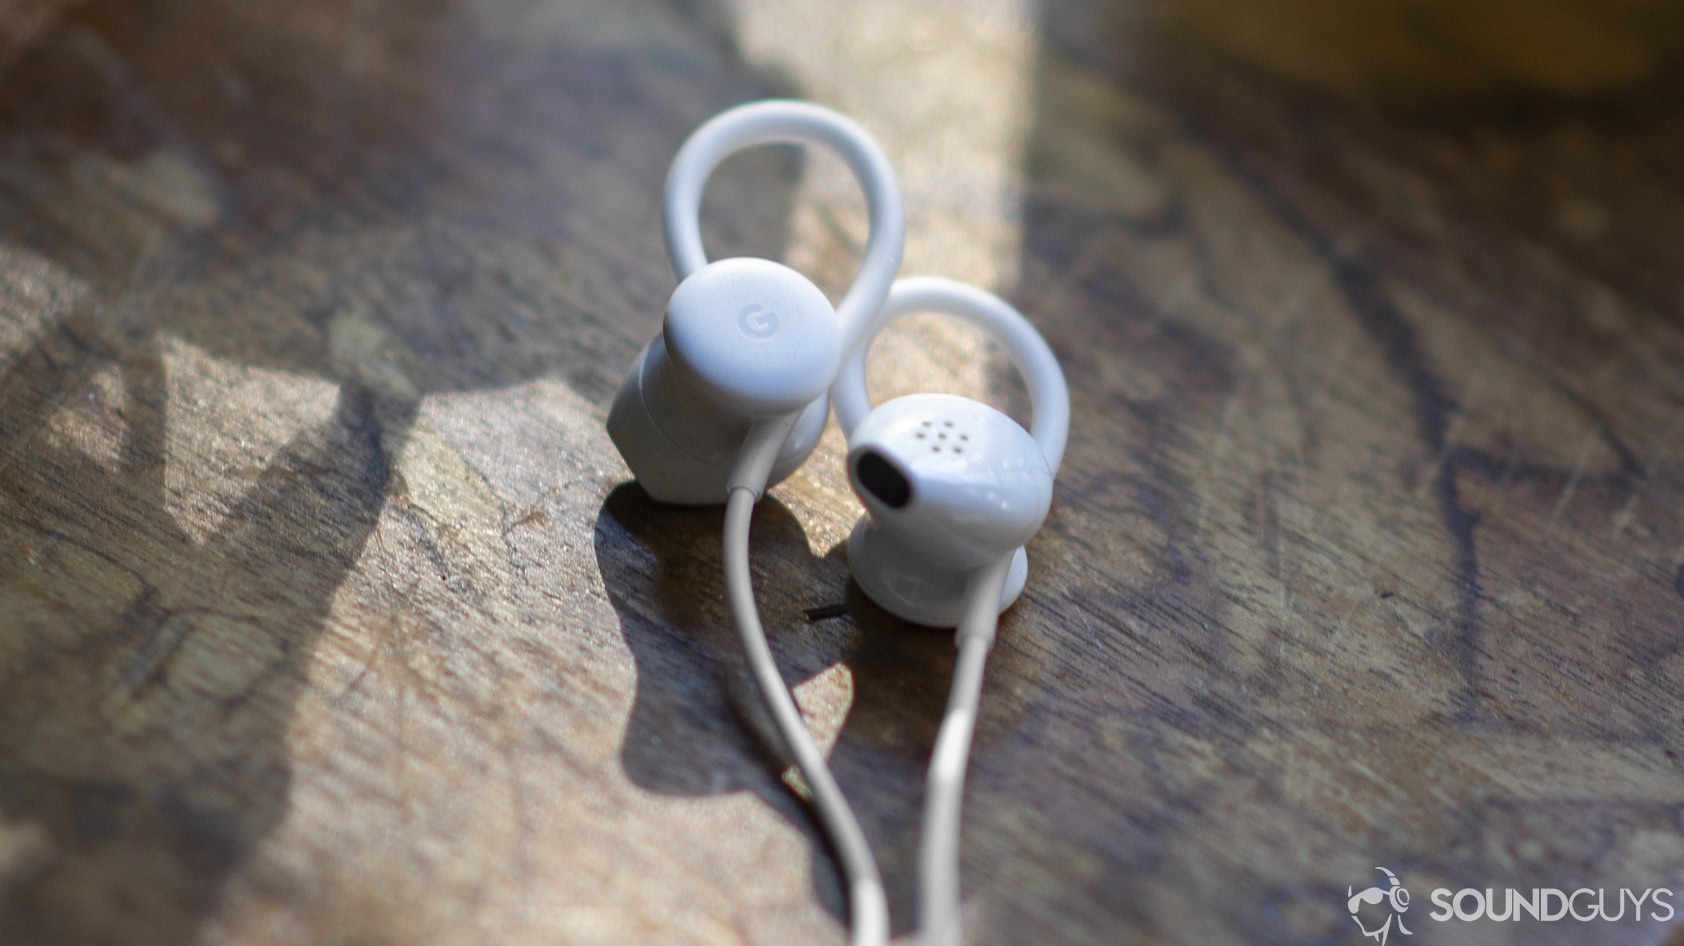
[846,394,1049,626]
[608,100,906,946]
[833,277,1068,946]
[607,100,905,504]
[834,277,1069,627]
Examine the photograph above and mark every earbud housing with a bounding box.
[663,256,842,417]
[846,393,1052,625]
[608,257,839,504]
[610,99,905,506]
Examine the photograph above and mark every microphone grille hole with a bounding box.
[855,450,911,508]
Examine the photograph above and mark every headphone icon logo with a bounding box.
[1348,867,1412,944]
[737,303,779,339]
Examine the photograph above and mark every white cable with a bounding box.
[916,556,1012,946]
[724,420,889,946]
[664,100,905,356]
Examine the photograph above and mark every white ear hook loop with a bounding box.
[663,100,906,355]
[831,276,1069,473]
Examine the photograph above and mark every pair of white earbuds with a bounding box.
[605,100,1069,946]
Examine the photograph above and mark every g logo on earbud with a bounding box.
[737,304,779,339]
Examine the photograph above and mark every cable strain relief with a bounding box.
[727,411,802,501]
[955,556,1014,649]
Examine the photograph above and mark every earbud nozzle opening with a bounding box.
[854,450,912,508]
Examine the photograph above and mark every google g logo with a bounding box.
[737,303,778,339]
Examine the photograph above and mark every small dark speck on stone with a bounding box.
[805,603,848,622]
[1379,590,1395,599]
